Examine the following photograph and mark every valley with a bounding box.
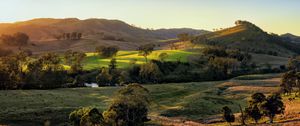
[0,14,300,126]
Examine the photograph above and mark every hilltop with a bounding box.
[192,20,300,57]
[281,33,300,43]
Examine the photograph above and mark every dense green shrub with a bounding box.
[69,107,104,126]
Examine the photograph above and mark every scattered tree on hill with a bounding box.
[250,93,266,104]
[69,107,104,126]
[138,44,155,62]
[59,32,82,40]
[103,84,150,126]
[222,106,235,126]
[260,93,285,123]
[245,105,262,124]
[287,56,300,71]
[95,45,119,58]
[245,93,266,124]
[280,71,295,95]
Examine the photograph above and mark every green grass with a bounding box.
[68,50,196,70]
[0,73,283,125]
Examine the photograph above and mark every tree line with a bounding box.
[0,44,286,90]
[55,32,82,40]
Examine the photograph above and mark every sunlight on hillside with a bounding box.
[76,50,196,70]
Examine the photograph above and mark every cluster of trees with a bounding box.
[55,32,82,40]
[280,56,300,95]
[137,44,155,62]
[0,51,67,89]
[91,45,285,86]
[0,32,29,46]
[0,49,90,89]
[69,84,150,126]
[223,93,284,125]
[95,45,119,58]
[64,50,86,74]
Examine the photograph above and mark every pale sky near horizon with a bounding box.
[0,0,299,35]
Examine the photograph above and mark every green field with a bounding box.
[67,50,196,70]
[0,73,282,125]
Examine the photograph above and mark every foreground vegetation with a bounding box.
[0,73,288,125]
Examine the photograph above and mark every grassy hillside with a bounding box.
[251,53,289,67]
[1,73,291,126]
[192,21,299,57]
[77,50,195,70]
[0,18,207,42]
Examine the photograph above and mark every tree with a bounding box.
[109,58,117,73]
[64,50,86,74]
[25,53,66,89]
[280,71,295,95]
[222,106,235,125]
[96,67,112,86]
[77,33,82,40]
[138,44,155,62]
[108,58,120,85]
[69,107,104,126]
[139,62,162,83]
[250,93,266,104]
[260,93,285,123]
[158,53,168,62]
[71,32,78,40]
[66,33,71,40]
[287,56,300,71]
[95,46,119,58]
[245,105,262,124]
[103,84,150,126]
[207,57,238,79]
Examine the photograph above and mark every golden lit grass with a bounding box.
[211,25,246,39]
[79,50,196,70]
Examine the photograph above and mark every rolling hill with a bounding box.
[281,33,300,43]
[0,18,207,53]
[192,20,300,57]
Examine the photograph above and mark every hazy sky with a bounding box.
[0,0,299,35]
